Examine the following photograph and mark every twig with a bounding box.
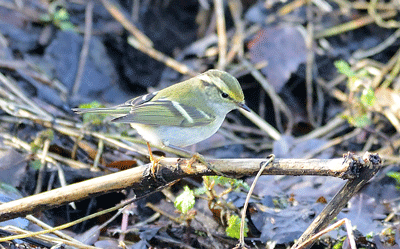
[291,152,382,249]
[235,155,274,249]
[306,2,315,125]
[352,28,400,60]
[293,218,356,249]
[382,48,400,88]
[34,138,51,194]
[238,109,281,141]
[0,72,52,120]
[241,59,293,133]
[93,138,104,169]
[127,36,197,76]
[315,10,397,38]
[25,214,82,245]
[227,0,244,62]
[303,128,362,159]
[295,114,346,143]
[0,181,178,243]
[0,226,98,249]
[0,133,92,169]
[372,47,400,87]
[72,0,94,97]
[367,0,400,28]
[214,0,227,69]
[100,0,153,46]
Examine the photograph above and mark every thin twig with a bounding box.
[236,155,274,249]
[293,218,356,249]
[306,2,315,125]
[227,0,244,62]
[214,0,227,69]
[100,0,153,46]
[34,138,51,194]
[127,36,197,76]
[241,59,293,133]
[72,0,94,97]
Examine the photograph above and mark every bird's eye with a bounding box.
[221,92,229,98]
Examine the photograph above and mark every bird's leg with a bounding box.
[147,142,161,177]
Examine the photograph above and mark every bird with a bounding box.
[73,69,250,176]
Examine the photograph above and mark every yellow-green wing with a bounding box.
[112,99,215,127]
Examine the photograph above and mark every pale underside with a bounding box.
[130,114,226,147]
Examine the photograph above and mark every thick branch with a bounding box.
[0,157,358,222]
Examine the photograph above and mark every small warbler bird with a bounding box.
[73,69,250,175]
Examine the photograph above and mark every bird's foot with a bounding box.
[147,142,162,178]
[150,157,163,178]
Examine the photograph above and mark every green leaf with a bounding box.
[40,129,54,141]
[226,215,248,239]
[334,60,355,78]
[205,176,249,191]
[332,239,344,249]
[352,115,371,128]
[174,186,195,214]
[231,179,250,191]
[387,172,400,185]
[79,101,107,125]
[360,87,376,107]
[54,8,70,21]
[366,232,374,240]
[78,101,104,109]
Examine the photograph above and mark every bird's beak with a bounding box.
[238,102,251,112]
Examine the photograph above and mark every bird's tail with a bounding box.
[72,106,131,115]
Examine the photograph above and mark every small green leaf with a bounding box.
[29,160,42,170]
[79,101,104,109]
[40,129,54,141]
[360,87,376,107]
[78,101,107,125]
[54,8,70,21]
[387,171,400,187]
[334,60,355,78]
[332,239,344,249]
[30,142,40,153]
[352,115,371,128]
[231,179,250,191]
[366,232,374,240]
[226,215,248,239]
[205,176,249,191]
[174,186,195,214]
